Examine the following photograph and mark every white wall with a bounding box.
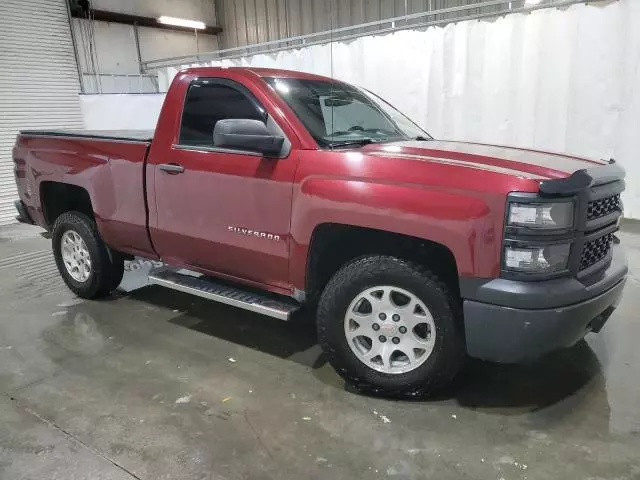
[137,26,215,61]
[79,94,164,130]
[156,0,640,219]
[74,0,219,93]
[73,20,139,74]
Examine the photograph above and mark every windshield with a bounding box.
[265,77,431,148]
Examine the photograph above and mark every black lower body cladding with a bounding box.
[461,243,628,362]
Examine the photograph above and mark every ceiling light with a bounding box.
[157,16,206,30]
[524,0,543,5]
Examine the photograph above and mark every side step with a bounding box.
[148,268,300,321]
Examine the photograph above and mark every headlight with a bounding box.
[508,202,573,229]
[504,243,571,273]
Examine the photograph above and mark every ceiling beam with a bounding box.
[69,6,223,35]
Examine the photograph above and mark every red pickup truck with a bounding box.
[13,67,627,395]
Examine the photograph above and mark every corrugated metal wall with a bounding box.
[214,0,507,49]
[0,0,84,225]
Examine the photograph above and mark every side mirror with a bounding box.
[213,119,284,156]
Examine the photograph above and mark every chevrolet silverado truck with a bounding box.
[13,67,627,395]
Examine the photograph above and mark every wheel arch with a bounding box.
[40,181,94,229]
[303,223,460,305]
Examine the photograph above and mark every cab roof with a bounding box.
[181,66,338,83]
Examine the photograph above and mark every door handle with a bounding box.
[158,163,185,174]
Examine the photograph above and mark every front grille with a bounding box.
[587,194,620,221]
[580,233,614,270]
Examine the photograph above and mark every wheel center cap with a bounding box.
[379,323,397,336]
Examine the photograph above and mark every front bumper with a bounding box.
[462,243,627,362]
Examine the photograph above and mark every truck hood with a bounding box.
[363,140,609,180]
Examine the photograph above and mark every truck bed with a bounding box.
[20,129,155,143]
[15,128,156,259]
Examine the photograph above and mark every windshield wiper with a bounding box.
[413,135,431,141]
[328,138,377,149]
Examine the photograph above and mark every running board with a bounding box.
[148,268,300,321]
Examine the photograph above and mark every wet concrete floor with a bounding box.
[1,223,639,479]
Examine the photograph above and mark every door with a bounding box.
[150,78,298,290]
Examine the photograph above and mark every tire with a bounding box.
[317,255,465,396]
[52,211,125,299]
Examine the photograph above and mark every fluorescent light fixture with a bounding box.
[157,16,206,30]
[524,0,543,5]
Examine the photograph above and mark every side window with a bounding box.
[178,80,265,147]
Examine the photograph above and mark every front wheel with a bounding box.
[317,255,465,396]
[52,211,124,299]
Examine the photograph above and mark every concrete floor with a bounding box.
[1,224,639,480]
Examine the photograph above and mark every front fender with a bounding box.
[289,177,503,290]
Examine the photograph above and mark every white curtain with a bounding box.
[157,0,640,217]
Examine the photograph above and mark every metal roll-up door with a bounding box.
[0,0,83,225]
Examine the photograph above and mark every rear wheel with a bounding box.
[52,211,124,299]
[317,255,464,396]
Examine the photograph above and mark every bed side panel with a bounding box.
[17,134,156,258]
